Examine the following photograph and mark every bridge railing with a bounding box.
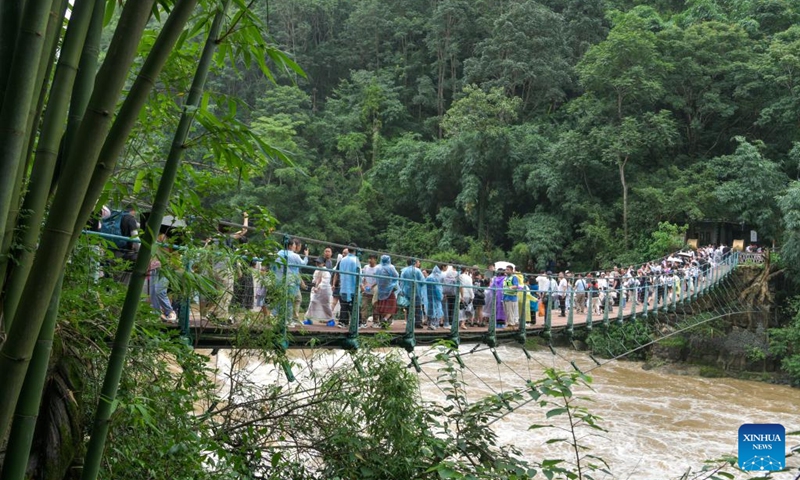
[263,251,739,346]
[75,230,739,356]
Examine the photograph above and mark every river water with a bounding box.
[416,345,800,479]
[217,346,800,479]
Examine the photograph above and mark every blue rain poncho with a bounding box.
[423,266,444,319]
[400,264,425,303]
[338,252,360,302]
[374,255,399,300]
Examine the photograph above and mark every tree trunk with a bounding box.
[0,0,156,444]
[619,156,629,249]
[81,2,224,478]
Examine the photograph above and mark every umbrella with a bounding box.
[667,256,683,263]
[678,251,693,257]
[493,261,516,271]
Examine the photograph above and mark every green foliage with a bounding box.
[527,368,612,480]
[709,137,788,240]
[60,245,239,480]
[508,212,570,270]
[586,320,653,360]
[777,180,800,277]
[641,221,688,259]
[158,0,800,275]
[441,85,520,137]
[463,1,572,114]
[769,298,800,385]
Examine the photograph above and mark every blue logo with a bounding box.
[738,423,785,471]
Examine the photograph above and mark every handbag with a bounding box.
[397,291,410,308]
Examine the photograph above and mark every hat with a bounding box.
[315,256,325,265]
[565,270,570,274]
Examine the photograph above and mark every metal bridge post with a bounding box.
[278,235,293,380]
[642,283,649,317]
[343,265,361,350]
[544,289,553,339]
[518,284,528,345]
[602,288,610,328]
[711,261,718,291]
[616,285,624,325]
[670,281,676,312]
[487,283,498,347]
[680,275,686,306]
[179,255,192,344]
[566,288,574,339]
[449,269,461,345]
[586,290,593,332]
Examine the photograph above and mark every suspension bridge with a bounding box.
[82,229,768,375]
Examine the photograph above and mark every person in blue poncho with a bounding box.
[273,237,308,325]
[337,244,361,328]
[423,266,444,329]
[400,258,425,328]
[373,255,399,327]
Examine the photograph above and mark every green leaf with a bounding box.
[546,407,568,418]
[104,0,116,26]
[545,438,568,444]
[133,170,146,194]
[437,466,459,478]
[528,424,553,430]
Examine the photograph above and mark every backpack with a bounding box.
[442,271,458,296]
[100,210,128,249]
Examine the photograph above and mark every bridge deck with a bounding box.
[176,266,731,349]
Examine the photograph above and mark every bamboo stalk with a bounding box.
[0,1,24,105]
[2,0,97,331]
[56,0,105,194]
[0,0,156,444]
[0,0,55,288]
[81,2,227,479]
[0,274,64,480]
[70,0,209,244]
[0,0,68,330]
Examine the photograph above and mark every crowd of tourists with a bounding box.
[269,239,737,330]
[90,208,741,330]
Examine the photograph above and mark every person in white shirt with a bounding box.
[574,274,587,314]
[557,272,568,317]
[458,269,474,327]
[360,254,379,325]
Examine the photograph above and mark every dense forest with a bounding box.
[164,0,800,270]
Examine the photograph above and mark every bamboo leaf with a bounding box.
[546,407,568,418]
[103,0,115,26]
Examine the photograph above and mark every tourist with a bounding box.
[423,266,444,329]
[373,255,399,327]
[305,256,334,323]
[337,245,360,328]
[400,258,425,328]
